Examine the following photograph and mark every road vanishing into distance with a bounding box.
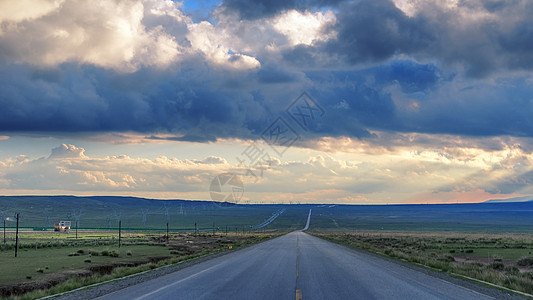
[95,210,513,300]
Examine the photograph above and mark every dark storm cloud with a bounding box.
[256,63,303,84]
[327,0,433,64]
[0,61,268,142]
[4,58,533,144]
[221,0,344,19]
[280,0,533,76]
[4,0,533,145]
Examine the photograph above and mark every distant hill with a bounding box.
[0,195,281,229]
[484,196,533,203]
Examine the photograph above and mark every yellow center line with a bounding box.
[296,289,302,300]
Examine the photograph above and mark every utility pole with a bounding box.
[14,213,19,257]
[118,220,122,248]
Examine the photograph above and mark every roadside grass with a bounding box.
[12,252,206,300]
[0,244,170,285]
[0,232,279,299]
[312,232,533,295]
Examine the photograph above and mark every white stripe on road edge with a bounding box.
[131,264,221,300]
[452,272,533,299]
[39,251,222,300]
[408,261,533,299]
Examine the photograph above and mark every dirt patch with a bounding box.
[453,256,533,273]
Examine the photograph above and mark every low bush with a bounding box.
[489,262,505,270]
[517,257,533,267]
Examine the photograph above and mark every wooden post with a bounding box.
[118,220,122,248]
[14,213,19,257]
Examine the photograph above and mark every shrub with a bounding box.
[449,250,455,253]
[36,268,44,273]
[517,257,533,267]
[77,249,85,254]
[504,266,520,276]
[84,258,92,263]
[101,250,110,256]
[126,250,132,256]
[109,250,120,257]
[439,255,455,262]
[490,262,505,270]
[26,276,32,279]
[465,249,474,253]
[68,252,80,256]
[89,250,100,256]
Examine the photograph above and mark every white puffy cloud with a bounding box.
[49,144,86,159]
[0,144,236,193]
[0,0,65,23]
[0,0,184,71]
[271,10,336,46]
[186,20,261,70]
[0,0,263,72]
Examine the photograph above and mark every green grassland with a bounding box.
[0,243,168,285]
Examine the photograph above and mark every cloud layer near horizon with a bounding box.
[0,139,531,204]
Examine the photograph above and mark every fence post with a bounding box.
[118,220,122,248]
[14,213,19,257]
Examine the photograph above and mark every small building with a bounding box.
[54,221,71,232]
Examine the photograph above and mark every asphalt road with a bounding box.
[95,230,508,300]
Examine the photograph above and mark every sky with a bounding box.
[1,0,533,204]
